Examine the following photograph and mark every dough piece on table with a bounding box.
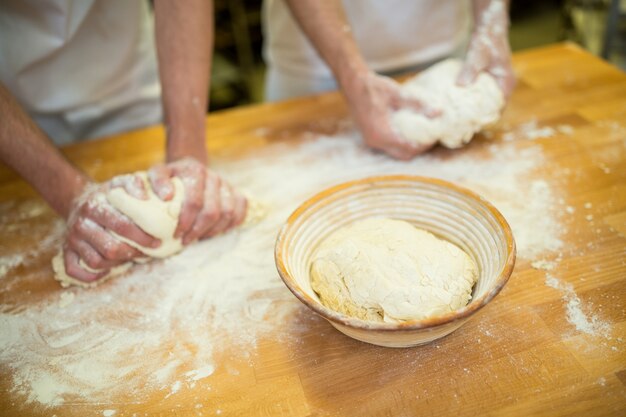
[310,218,478,323]
[53,253,133,288]
[391,59,504,149]
[53,173,185,288]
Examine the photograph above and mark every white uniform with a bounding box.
[0,0,162,145]
[263,0,471,101]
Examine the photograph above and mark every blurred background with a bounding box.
[209,0,626,110]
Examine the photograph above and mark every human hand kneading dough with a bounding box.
[148,158,247,245]
[278,0,442,161]
[63,174,162,283]
[343,72,441,161]
[59,160,247,285]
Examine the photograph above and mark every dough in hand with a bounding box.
[391,59,504,149]
[53,173,265,288]
[106,173,184,258]
[53,173,185,288]
[310,218,478,323]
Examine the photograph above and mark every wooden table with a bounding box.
[1,43,625,416]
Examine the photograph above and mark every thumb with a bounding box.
[496,72,516,98]
[456,64,478,88]
[147,165,175,201]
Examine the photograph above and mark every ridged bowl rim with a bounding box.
[274,175,516,332]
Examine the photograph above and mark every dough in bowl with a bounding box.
[391,58,505,149]
[310,218,478,323]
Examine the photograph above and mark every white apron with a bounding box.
[263,0,471,101]
[0,0,162,145]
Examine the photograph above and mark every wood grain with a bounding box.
[0,43,625,416]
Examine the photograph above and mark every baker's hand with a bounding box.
[192,176,247,241]
[148,158,247,244]
[456,0,515,97]
[63,175,161,282]
[344,71,440,160]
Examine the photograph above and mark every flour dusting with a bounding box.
[545,274,611,337]
[502,119,575,141]
[531,260,557,271]
[0,254,24,279]
[0,218,64,279]
[0,131,567,407]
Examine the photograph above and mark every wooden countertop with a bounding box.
[1,43,625,416]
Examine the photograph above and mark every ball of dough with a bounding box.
[391,59,504,149]
[310,218,478,323]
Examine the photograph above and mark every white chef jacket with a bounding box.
[263,0,472,101]
[0,0,162,145]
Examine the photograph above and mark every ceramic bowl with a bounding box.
[275,175,516,347]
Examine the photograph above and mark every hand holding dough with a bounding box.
[58,174,165,284]
[53,173,186,287]
[146,158,247,244]
[310,218,478,323]
[54,170,262,288]
[343,71,441,160]
[391,59,505,149]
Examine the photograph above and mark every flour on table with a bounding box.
[58,291,75,308]
[531,259,557,271]
[1,218,62,280]
[311,218,478,323]
[501,119,575,142]
[545,274,611,337]
[392,59,505,149]
[0,254,24,279]
[1,132,569,408]
[241,197,268,227]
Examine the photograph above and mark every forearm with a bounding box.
[0,84,88,219]
[459,0,515,96]
[154,0,213,164]
[285,1,439,160]
[283,0,370,98]
[470,0,509,32]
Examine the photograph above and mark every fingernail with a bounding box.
[157,185,174,201]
